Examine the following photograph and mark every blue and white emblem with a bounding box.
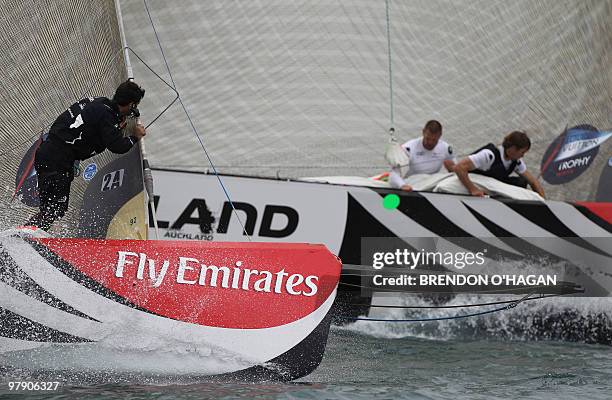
[83,163,98,181]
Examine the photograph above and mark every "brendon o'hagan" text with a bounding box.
[115,251,319,296]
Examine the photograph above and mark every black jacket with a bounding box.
[36,97,137,171]
[470,143,520,179]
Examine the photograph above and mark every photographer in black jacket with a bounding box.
[27,80,147,231]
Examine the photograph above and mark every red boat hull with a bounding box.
[0,236,341,381]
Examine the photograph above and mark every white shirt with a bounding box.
[389,138,456,189]
[468,145,527,174]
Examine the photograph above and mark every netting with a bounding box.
[0,0,127,235]
[120,0,611,201]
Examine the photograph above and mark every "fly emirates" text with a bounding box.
[115,251,319,296]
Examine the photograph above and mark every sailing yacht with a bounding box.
[117,0,611,341]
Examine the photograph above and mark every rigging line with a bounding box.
[347,293,570,310]
[346,304,510,322]
[123,47,179,130]
[385,0,394,129]
[345,291,537,322]
[142,0,251,241]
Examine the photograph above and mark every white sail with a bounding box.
[120,0,611,201]
[0,0,146,238]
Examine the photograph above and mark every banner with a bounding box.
[540,125,612,185]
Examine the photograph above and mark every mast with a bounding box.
[114,0,159,240]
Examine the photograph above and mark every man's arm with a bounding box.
[388,167,413,192]
[101,118,146,154]
[519,170,546,198]
[443,159,456,172]
[454,158,485,197]
[443,144,457,172]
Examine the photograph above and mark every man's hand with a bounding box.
[470,188,486,197]
[454,158,484,197]
[401,184,413,192]
[133,123,146,139]
[520,171,546,199]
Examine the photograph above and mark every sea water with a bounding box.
[1,322,611,400]
[0,237,610,399]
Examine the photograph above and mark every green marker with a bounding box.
[383,194,400,209]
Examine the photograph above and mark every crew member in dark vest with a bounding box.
[26,80,147,231]
[454,131,546,198]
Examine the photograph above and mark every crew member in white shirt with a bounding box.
[454,130,545,198]
[388,120,456,192]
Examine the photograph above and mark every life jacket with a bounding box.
[470,143,518,179]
